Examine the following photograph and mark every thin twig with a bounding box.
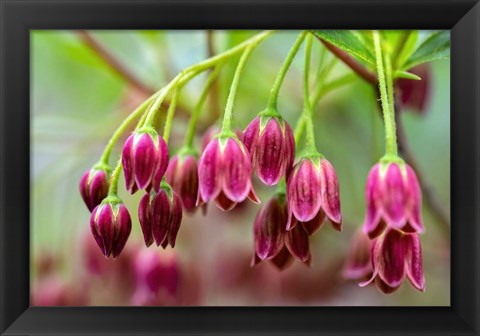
[77,30,191,119]
[316,38,377,84]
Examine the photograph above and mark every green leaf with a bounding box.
[402,31,450,70]
[394,70,421,80]
[393,31,419,69]
[312,30,376,67]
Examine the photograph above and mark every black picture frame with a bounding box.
[1,0,479,335]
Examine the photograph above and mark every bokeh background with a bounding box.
[31,30,450,306]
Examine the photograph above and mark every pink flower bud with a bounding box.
[397,64,431,115]
[286,157,342,232]
[122,129,169,193]
[363,162,424,239]
[252,195,311,270]
[79,168,109,212]
[359,228,425,294]
[242,115,295,186]
[198,136,260,211]
[342,229,373,280]
[138,185,183,248]
[165,154,199,213]
[90,202,131,258]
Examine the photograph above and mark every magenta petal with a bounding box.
[151,137,169,192]
[96,204,114,256]
[301,210,325,236]
[319,159,342,224]
[270,246,294,270]
[167,155,199,213]
[255,118,285,186]
[111,204,132,258]
[89,206,106,255]
[254,197,286,260]
[287,159,322,222]
[151,191,170,246]
[138,193,154,247]
[363,164,383,239]
[242,116,260,156]
[285,224,310,262]
[247,188,261,204]
[375,277,400,294]
[214,191,237,212]
[382,164,408,229]
[122,134,135,191]
[404,233,426,292]
[198,139,222,202]
[89,170,109,212]
[405,164,425,233]
[133,133,158,190]
[222,139,251,202]
[378,229,407,288]
[286,211,297,231]
[167,192,183,248]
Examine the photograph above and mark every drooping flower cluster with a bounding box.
[354,161,426,293]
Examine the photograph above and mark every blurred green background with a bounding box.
[31,30,450,306]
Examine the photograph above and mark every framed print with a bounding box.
[1,0,479,335]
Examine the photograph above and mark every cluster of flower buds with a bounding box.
[355,160,425,293]
[244,110,342,269]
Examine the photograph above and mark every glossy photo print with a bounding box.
[31,30,450,306]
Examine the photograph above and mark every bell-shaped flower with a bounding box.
[165,154,200,213]
[286,156,342,231]
[197,136,259,211]
[80,167,110,212]
[138,184,182,248]
[251,195,311,270]
[122,128,169,193]
[90,201,132,258]
[360,228,425,294]
[242,114,295,186]
[363,162,424,239]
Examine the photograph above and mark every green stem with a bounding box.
[99,91,160,164]
[108,158,123,196]
[373,30,398,156]
[267,31,307,109]
[163,87,179,143]
[143,30,274,128]
[221,44,256,134]
[185,65,222,148]
[303,33,317,154]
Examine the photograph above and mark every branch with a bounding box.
[77,31,154,96]
[77,31,191,119]
[316,38,377,84]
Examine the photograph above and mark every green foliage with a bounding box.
[402,31,450,70]
[312,30,376,67]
